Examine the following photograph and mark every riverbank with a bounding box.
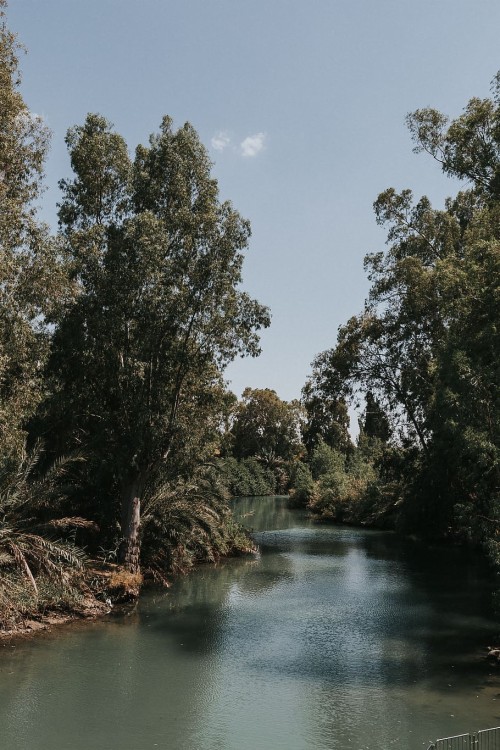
[0,605,108,643]
[0,530,257,641]
[0,564,135,641]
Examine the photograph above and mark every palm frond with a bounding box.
[9,542,38,595]
[0,445,90,608]
[40,517,99,531]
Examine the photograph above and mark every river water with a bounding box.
[1,496,499,750]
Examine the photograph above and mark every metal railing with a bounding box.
[427,727,500,750]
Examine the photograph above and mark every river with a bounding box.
[0,496,499,749]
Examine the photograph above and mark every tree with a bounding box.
[333,185,464,453]
[359,391,391,443]
[420,219,500,539]
[301,356,352,455]
[0,1,67,468]
[289,461,315,507]
[406,74,500,202]
[230,387,304,461]
[47,114,270,572]
[309,437,345,480]
[305,72,500,542]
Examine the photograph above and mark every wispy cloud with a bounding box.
[240,132,266,157]
[211,130,231,152]
[211,129,267,158]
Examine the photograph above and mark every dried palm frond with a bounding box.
[39,517,99,531]
[0,445,89,605]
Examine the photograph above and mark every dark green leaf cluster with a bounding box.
[229,388,304,461]
[216,456,278,498]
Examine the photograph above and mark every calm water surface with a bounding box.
[1,496,499,750]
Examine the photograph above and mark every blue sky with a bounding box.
[9,0,500,409]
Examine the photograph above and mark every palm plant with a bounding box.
[256,449,289,493]
[140,468,250,581]
[0,444,94,622]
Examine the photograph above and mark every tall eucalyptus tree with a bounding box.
[51,114,270,571]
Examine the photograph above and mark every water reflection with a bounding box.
[0,496,499,750]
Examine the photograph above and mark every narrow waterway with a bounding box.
[1,496,499,750]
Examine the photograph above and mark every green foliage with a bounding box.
[288,461,315,507]
[0,3,69,469]
[216,456,277,498]
[360,392,391,443]
[140,468,253,579]
[307,444,389,526]
[287,432,395,524]
[230,387,304,461]
[0,445,96,627]
[309,438,345,480]
[0,571,87,630]
[301,363,352,454]
[304,71,500,553]
[406,77,500,201]
[0,1,264,620]
[42,113,270,570]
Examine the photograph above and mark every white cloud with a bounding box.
[240,132,266,157]
[211,131,231,152]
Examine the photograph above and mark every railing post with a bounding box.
[428,727,500,750]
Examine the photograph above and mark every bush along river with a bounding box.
[0,496,499,750]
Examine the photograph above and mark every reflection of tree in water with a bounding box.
[293,508,494,685]
[232,501,499,698]
[232,495,306,532]
[237,546,295,595]
[0,608,210,750]
[272,525,498,694]
[140,545,295,655]
[360,531,497,679]
[234,501,497,691]
[303,541,500,750]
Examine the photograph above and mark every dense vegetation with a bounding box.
[223,122,499,559]
[291,80,499,563]
[0,3,268,627]
[0,0,498,630]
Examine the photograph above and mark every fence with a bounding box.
[427,727,500,750]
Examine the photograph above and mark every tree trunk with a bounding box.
[119,476,143,573]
